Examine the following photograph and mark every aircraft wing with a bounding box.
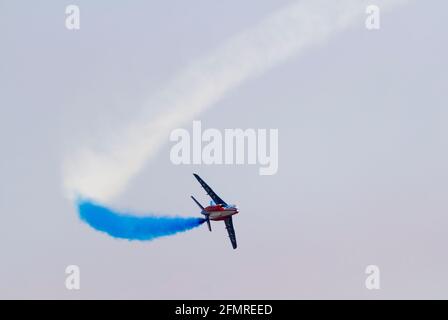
[224,217,237,249]
[193,174,228,206]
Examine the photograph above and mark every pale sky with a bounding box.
[1,0,448,299]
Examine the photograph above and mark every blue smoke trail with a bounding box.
[77,199,205,241]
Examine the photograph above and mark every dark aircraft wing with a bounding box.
[193,174,228,206]
[224,217,237,249]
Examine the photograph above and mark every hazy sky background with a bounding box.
[1,0,447,299]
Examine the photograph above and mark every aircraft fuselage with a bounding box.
[204,205,238,221]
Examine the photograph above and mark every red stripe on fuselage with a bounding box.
[205,205,225,212]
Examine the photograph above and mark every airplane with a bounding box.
[191,173,239,249]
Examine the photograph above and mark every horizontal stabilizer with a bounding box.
[206,218,212,232]
[191,195,204,210]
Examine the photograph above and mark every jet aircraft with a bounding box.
[191,174,239,249]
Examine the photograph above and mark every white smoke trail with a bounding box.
[63,0,408,202]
